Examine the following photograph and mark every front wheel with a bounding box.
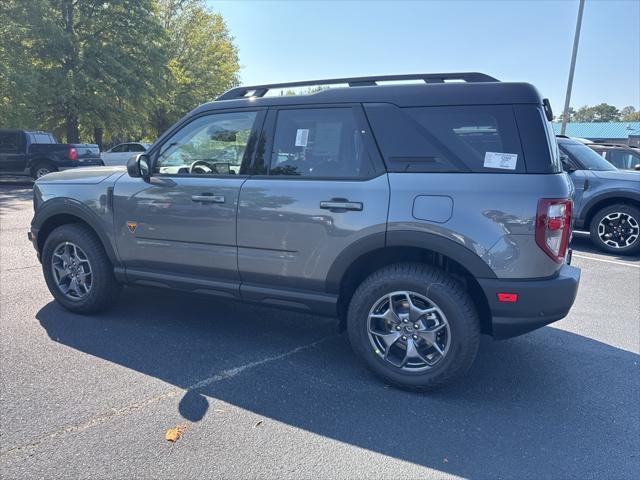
[42,224,121,313]
[589,204,640,255]
[347,263,480,391]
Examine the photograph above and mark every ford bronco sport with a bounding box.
[29,73,580,390]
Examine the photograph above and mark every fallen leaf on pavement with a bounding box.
[165,424,187,443]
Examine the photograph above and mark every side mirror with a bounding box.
[634,164,640,171]
[560,155,575,173]
[127,154,150,179]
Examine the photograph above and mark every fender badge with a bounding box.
[127,221,138,233]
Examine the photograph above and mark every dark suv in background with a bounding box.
[30,73,580,390]
[558,136,640,255]
[588,143,640,171]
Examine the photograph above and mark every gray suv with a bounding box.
[558,136,640,255]
[29,73,580,390]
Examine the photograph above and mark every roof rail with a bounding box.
[216,72,499,101]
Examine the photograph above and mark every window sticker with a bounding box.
[295,129,309,147]
[483,151,518,170]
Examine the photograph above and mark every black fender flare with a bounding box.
[579,191,640,227]
[325,230,496,294]
[28,156,57,170]
[32,197,120,266]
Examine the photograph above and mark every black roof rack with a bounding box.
[216,72,499,101]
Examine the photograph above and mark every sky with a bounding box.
[210,0,640,113]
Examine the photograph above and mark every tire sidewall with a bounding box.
[42,225,111,311]
[348,266,479,389]
[590,204,640,255]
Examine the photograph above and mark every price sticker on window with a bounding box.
[484,152,518,170]
[295,129,309,147]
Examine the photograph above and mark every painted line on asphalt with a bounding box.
[1,264,40,273]
[0,335,336,458]
[572,253,640,269]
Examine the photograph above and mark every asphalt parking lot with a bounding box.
[1,182,638,479]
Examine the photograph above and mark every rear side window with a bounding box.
[0,132,21,152]
[608,150,640,170]
[365,104,525,173]
[269,108,374,178]
[127,144,146,152]
[31,133,55,144]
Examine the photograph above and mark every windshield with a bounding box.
[561,142,617,171]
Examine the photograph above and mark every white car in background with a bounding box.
[100,142,150,166]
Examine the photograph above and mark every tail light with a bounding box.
[68,147,78,161]
[535,198,572,263]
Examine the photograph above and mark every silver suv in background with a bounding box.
[558,136,640,255]
[29,73,580,390]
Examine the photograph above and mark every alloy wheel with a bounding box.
[367,291,451,372]
[597,212,639,249]
[51,241,93,300]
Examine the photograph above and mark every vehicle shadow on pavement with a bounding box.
[36,287,639,479]
[0,185,33,215]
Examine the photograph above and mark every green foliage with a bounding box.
[554,103,639,123]
[620,106,640,122]
[151,0,239,135]
[0,0,239,146]
[572,103,621,122]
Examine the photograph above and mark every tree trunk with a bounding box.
[93,126,104,150]
[66,115,80,143]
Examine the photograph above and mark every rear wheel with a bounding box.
[589,204,640,255]
[31,161,57,179]
[42,224,121,313]
[347,263,480,391]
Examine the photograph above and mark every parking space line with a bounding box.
[572,253,640,269]
[0,335,336,458]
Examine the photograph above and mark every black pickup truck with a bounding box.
[0,129,102,179]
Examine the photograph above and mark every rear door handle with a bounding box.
[192,194,225,204]
[320,200,363,211]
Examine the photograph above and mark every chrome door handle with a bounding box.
[191,194,225,203]
[320,200,363,211]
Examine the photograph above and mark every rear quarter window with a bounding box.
[365,104,525,173]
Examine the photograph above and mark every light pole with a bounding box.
[561,0,586,134]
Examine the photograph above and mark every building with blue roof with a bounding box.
[552,122,640,146]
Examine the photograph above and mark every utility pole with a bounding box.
[561,0,586,134]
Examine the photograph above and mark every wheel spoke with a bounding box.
[370,299,401,325]
[400,338,429,367]
[374,331,402,350]
[53,264,68,281]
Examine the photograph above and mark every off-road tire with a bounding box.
[42,224,121,313]
[589,204,640,255]
[347,262,480,391]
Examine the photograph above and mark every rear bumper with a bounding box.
[478,263,581,339]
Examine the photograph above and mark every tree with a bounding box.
[572,103,621,122]
[620,106,640,122]
[1,0,168,143]
[151,0,240,135]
